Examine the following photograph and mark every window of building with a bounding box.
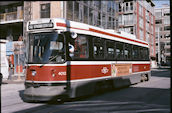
[84,5,88,24]
[139,5,143,16]
[139,17,143,28]
[146,32,149,42]
[118,15,122,25]
[79,4,84,22]
[89,8,94,25]
[155,19,162,24]
[97,12,101,27]
[160,27,163,31]
[166,42,170,45]
[164,12,170,16]
[155,12,162,18]
[74,2,79,21]
[126,2,128,11]
[40,3,50,18]
[160,35,163,38]
[164,34,170,38]
[146,22,149,31]
[164,17,170,25]
[166,48,170,53]
[119,3,122,12]
[130,2,133,10]
[164,26,170,31]
[130,27,134,34]
[84,1,88,5]
[146,10,149,21]
[67,1,73,20]
[139,29,143,40]
[156,43,158,46]
[107,1,112,12]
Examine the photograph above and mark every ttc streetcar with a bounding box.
[23,18,151,102]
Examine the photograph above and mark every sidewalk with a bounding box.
[2,74,25,84]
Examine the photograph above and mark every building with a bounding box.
[0,1,25,78]
[117,0,156,67]
[0,1,119,78]
[155,4,170,66]
[0,1,23,40]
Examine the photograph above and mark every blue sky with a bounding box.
[153,0,170,8]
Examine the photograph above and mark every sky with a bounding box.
[153,0,170,8]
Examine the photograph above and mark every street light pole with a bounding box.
[0,73,2,112]
[157,27,161,67]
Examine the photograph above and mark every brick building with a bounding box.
[117,0,156,67]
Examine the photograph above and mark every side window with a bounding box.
[106,40,115,60]
[139,47,144,60]
[93,38,105,59]
[116,42,124,60]
[132,45,139,60]
[72,35,89,59]
[124,44,132,60]
[144,48,149,60]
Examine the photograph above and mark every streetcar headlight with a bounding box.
[31,70,37,76]
[51,69,56,77]
[52,73,56,77]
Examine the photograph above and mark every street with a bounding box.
[1,68,170,113]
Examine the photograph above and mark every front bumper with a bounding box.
[23,85,67,102]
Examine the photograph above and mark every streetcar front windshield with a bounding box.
[28,32,65,64]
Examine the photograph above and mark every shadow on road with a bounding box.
[151,68,170,78]
[15,85,170,113]
[14,69,171,113]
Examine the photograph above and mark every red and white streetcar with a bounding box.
[23,18,151,102]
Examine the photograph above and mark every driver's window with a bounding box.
[49,34,65,63]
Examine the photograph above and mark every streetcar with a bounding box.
[23,18,151,102]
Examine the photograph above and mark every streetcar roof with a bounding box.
[27,18,149,48]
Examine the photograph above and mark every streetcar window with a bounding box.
[72,35,89,59]
[124,44,132,60]
[116,42,124,60]
[144,48,149,60]
[93,38,105,59]
[132,45,139,60]
[106,40,115,60]
[28,32,65,64]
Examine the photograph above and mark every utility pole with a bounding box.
[157,27,161,67]
[0,73,2,112]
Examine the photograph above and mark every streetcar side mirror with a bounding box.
[71,32,77,39]
[69,44,74,57]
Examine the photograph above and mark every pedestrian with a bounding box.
[8,58,14,80]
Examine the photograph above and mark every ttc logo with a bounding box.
[101,67,109,74]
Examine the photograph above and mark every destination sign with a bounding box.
[28,22,54,30]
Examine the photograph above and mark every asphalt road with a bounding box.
[1,68,170,113]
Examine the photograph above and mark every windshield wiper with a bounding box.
[40,55,59,68]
